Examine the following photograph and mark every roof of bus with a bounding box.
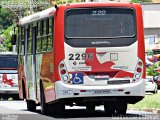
[19,7,56,26]
[59,2,140,9]
[19,2,140,26]
[0,52,17,55]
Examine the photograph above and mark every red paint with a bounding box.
[85,48,115,72]
[115,71,133,78]
[54,7,65,82]
[2,74,15,86]
[135,4,146,78]
[85,48,133,78]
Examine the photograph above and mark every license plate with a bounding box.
[94,90,110,94]
[95,75,109,80]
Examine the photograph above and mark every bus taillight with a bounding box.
[61,69,66,74]
[138,62,142,66]
[60,63,65,68]
[137,68,142,73]
[133,58,143,81]
[59,60,70,83]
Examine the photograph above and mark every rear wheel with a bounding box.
[104,102,116,116]
[86,104,95,111]
[116,102,127,115]
[50,101,65,114]
[153,88,158,94]
[26,100,36,111]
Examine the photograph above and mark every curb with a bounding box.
[130,108,160,114]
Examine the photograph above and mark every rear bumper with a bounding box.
[145,86,156,92]
[0,88,19,94]
[55,79,145,101]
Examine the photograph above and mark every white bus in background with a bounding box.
[0,52,19,99]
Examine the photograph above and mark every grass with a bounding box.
[128,93,160,110]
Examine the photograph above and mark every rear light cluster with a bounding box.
[59,60,70,84]
[133,58,143,82]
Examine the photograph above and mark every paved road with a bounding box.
[0,100,159,120]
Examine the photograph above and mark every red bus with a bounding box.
[13,2,145,115]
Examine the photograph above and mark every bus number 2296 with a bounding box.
[69,53,93,61]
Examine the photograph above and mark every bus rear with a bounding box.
[54,3,145,114]
[0,53,18,98]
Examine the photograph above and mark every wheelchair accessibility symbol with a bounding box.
[72,73,83,84]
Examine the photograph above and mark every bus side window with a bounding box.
[48,17,53,51]
[20,27,25,55]
[36,21,42,53]
[42,20,47,52]
[18,27,21,55]
[27,25,33,54]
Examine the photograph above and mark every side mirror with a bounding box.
[11,34,17,45]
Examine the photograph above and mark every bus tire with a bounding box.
[86,104,95,111]
[153,89,158,94]
[104,102,116,116]
[40,82,49,115]
[26,100,36,111]
[116,102,127,115]
[51,101,65,114]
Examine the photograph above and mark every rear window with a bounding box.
[0,55,18,69]
[65,8,136,38]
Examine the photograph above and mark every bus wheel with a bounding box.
[116,102,127,115]
[51,101,65,114]
[40,83,49,115]
[153,89,158,94]
[26,100,36,111]
[86,104,95,111]
[104,102,116,116]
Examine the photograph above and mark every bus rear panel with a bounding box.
[55,3,145,108]
[0,53,18,98]
[17,2,145,115]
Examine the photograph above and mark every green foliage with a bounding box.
[0,44,6,52]
[2,25,15,51]
[157,61,160,67]
[130,0,152,3]
[0,8,16,32]
[130,0,139,2]
[0,1,18,51]
[55,0,81,4]
[146,49,153,56]
[129,94,160,110]
[146,65,159,76]
[56,0,64,5]
[67,0,73,3]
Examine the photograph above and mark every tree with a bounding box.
[2,25,16,51]
[0,8,16,33]
[130,0,152,3]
